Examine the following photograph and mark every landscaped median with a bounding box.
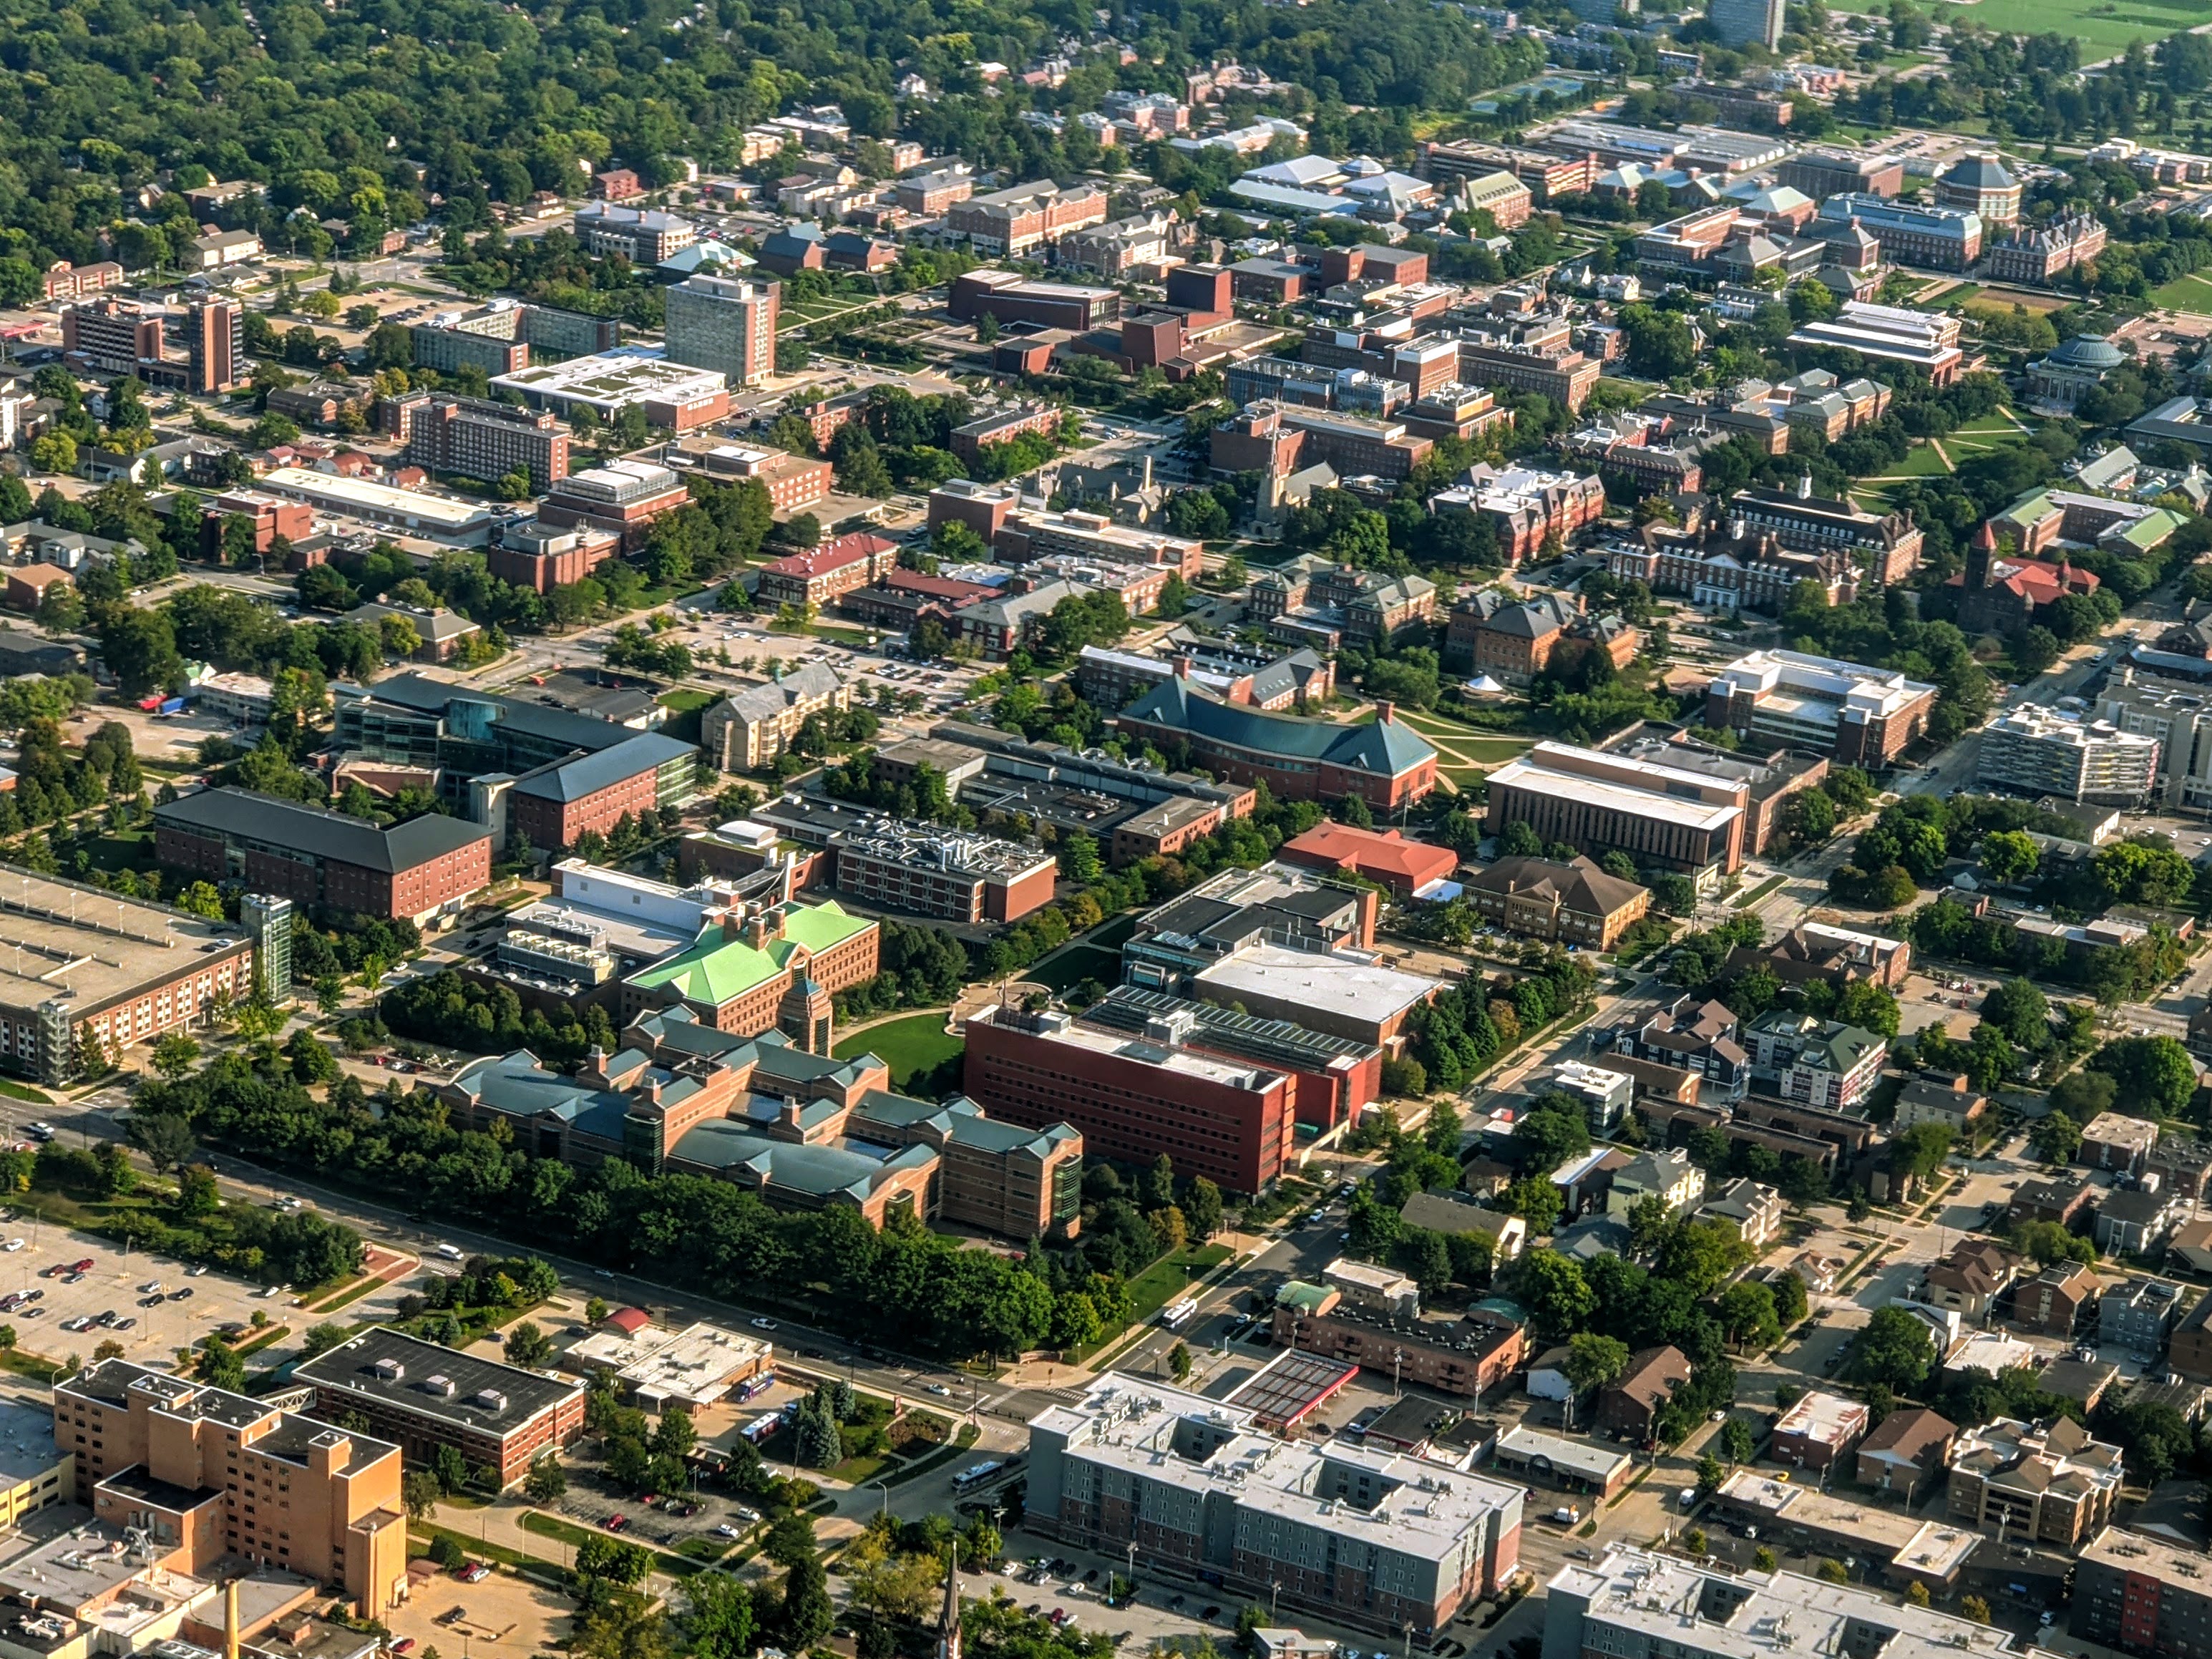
[515,1509,706,1577]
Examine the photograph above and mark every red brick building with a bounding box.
[504,732,698,852]
[1114,673,1439,811]
[485,520,620,593]
[755,531,898,608]
[199,493,315,561]
[927,479,1025,542]
[963,1004,1297,1193]
[537,459,691,552]
[152,787,491,926]
[1277,822,1458,898]
[593,169,645,202]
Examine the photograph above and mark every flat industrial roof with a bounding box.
[258,467,494,531]
[1496,1424,1632,1482]
[1192,943,1438,1024]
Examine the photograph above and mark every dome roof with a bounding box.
[2050,334,2124,369]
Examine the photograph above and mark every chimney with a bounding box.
[1376,701,1395,724]
[224,1580,239,1659]
[1173,655,1194,679]
[719,908,745,940]
[746,913,769,950]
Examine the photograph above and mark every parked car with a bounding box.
[606,1515,628,1532]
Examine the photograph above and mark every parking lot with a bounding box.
[0,1217,292,1362]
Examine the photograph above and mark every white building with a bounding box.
[1977,704,2160,804]
[2098,668,2212,807]
[566,1319,771,1408]
[1550,1060,1633,1134]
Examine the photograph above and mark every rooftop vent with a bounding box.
[474,1388,508,1413]
[423,1374,456,1398]
[371,1358,404,1382]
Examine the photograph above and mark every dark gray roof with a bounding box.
[295,1327,583,1428]
[154,787,491,873]
[509,731,696,802]
[344,671,637,755]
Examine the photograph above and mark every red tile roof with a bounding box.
[1278,822,1458,890]
[761,530,897,578]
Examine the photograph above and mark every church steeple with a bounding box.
[936,1550,962,1659]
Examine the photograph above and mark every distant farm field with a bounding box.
[1939,0,2212,53]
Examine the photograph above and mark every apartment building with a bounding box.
[1028,1374,1524,1636]
[1977,705,2161,804]
[1600,996,1749,1099]
[1856,1408,1958,1499]
[951,404,1066,465]
[399,394,571,491]
[537,458,691,551]
[965,1003,1297,1193]
[1769,1389,1870,1473]
[1114,675,1438,810]
[1705,649,1936,767]
[0,870,255,1086]
[947,180,1109,256]
[663,274,781,386]
[1543,1547,2019,1659]
[701,662,850,772]
[1743,1011,1886,1111]
[895,166,974,214]
[2098,671,2212,808]
[1708,0,1783,47]
[56,1359,409,1617]
[573,203,698,263]
[755,531,899,608]
[295,1330,585,1488]
[153,788,490,926]
[61,297,166,379]
[1485,741,1748,884]
[1947,1415,2124,1547]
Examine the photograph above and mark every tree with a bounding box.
[300,1322,351,1359]
[2029,1111,2083,1166]
[1169,1341,1192,1382]
[1720,1419,1755,1464]
[2091,1035,2198,1116]
[505,1320,554,1366]
[1753,1547,1778,1572]
[401,1471,442,1521]
[1904,1581,1931,1609]
[685,1572,754,1659]
[1962,1597,1992,1625]
[1516,1251,1595,1338]
[1816,1560,1849,1585]
[1696,1452,1724,1496]
[1851,1305,1936,1392]
[515,1449,565,1503]
[1979,830,2039,885]
[127,1110,196,1173]
[1563,1332,1630,1393]
[432,1441,470,1494]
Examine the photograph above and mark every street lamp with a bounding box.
[872,1478,891,1517]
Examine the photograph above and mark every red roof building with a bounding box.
[756,532,899,609]
[1277,822,1459,897]
[605,1306,653,1335]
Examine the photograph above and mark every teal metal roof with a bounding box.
[1118,678,1436,779]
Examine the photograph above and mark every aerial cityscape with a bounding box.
[9,9,2212,1659]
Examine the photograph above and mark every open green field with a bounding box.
[1938,0,2212,53]
[2152,271,2212,314]
[834,1013,963,1089]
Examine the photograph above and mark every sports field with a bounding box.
[1938,0,2212,53]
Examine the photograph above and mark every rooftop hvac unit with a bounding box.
[372,1358,405,1382]
[424,1374,456,1398]
[474,1389,508,1412]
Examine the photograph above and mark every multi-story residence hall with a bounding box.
[1542,1546,2023,1659]
[1728,481,1925,583]
[2074,1524,2212,1657]
[1705,649,1936,767]
[56,1358,409,1617]
[1026,1373,1524,1638]
[0,867,255,1085]
[293,1329,585,1489]
[1947,1415,2124,1547]
[153,788,492,927]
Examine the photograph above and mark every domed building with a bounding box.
[1935,150,2022,228]
[2027,334,2125,412]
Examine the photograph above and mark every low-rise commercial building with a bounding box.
[153,789,490,926]
[566,1320,770,1409]
[1770,1389,1870,1473]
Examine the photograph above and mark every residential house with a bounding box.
[1891,1073,1990,1137]
[1594,1345,1691,1442]
[1697,1177,1784,1246]
[1855,1408,1957,1501]
[1920,1239,2026,1321]
[1399,1190,1529,1262]
[2170,1218,2212,1275]
[1605,1148,1705,1222]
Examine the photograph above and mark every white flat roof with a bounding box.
[1774,1388,1868,1446]
[258,467,494,531]
[1486,754,1745,832]
[1496,1424,1632,1482]
[1193,943,1441,1023]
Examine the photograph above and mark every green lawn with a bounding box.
[658,689,717,713]
[1891,442,1954,478]
[834,1013,963,1090]
[2151,271,2212,315]
[1944,0,2212,52]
